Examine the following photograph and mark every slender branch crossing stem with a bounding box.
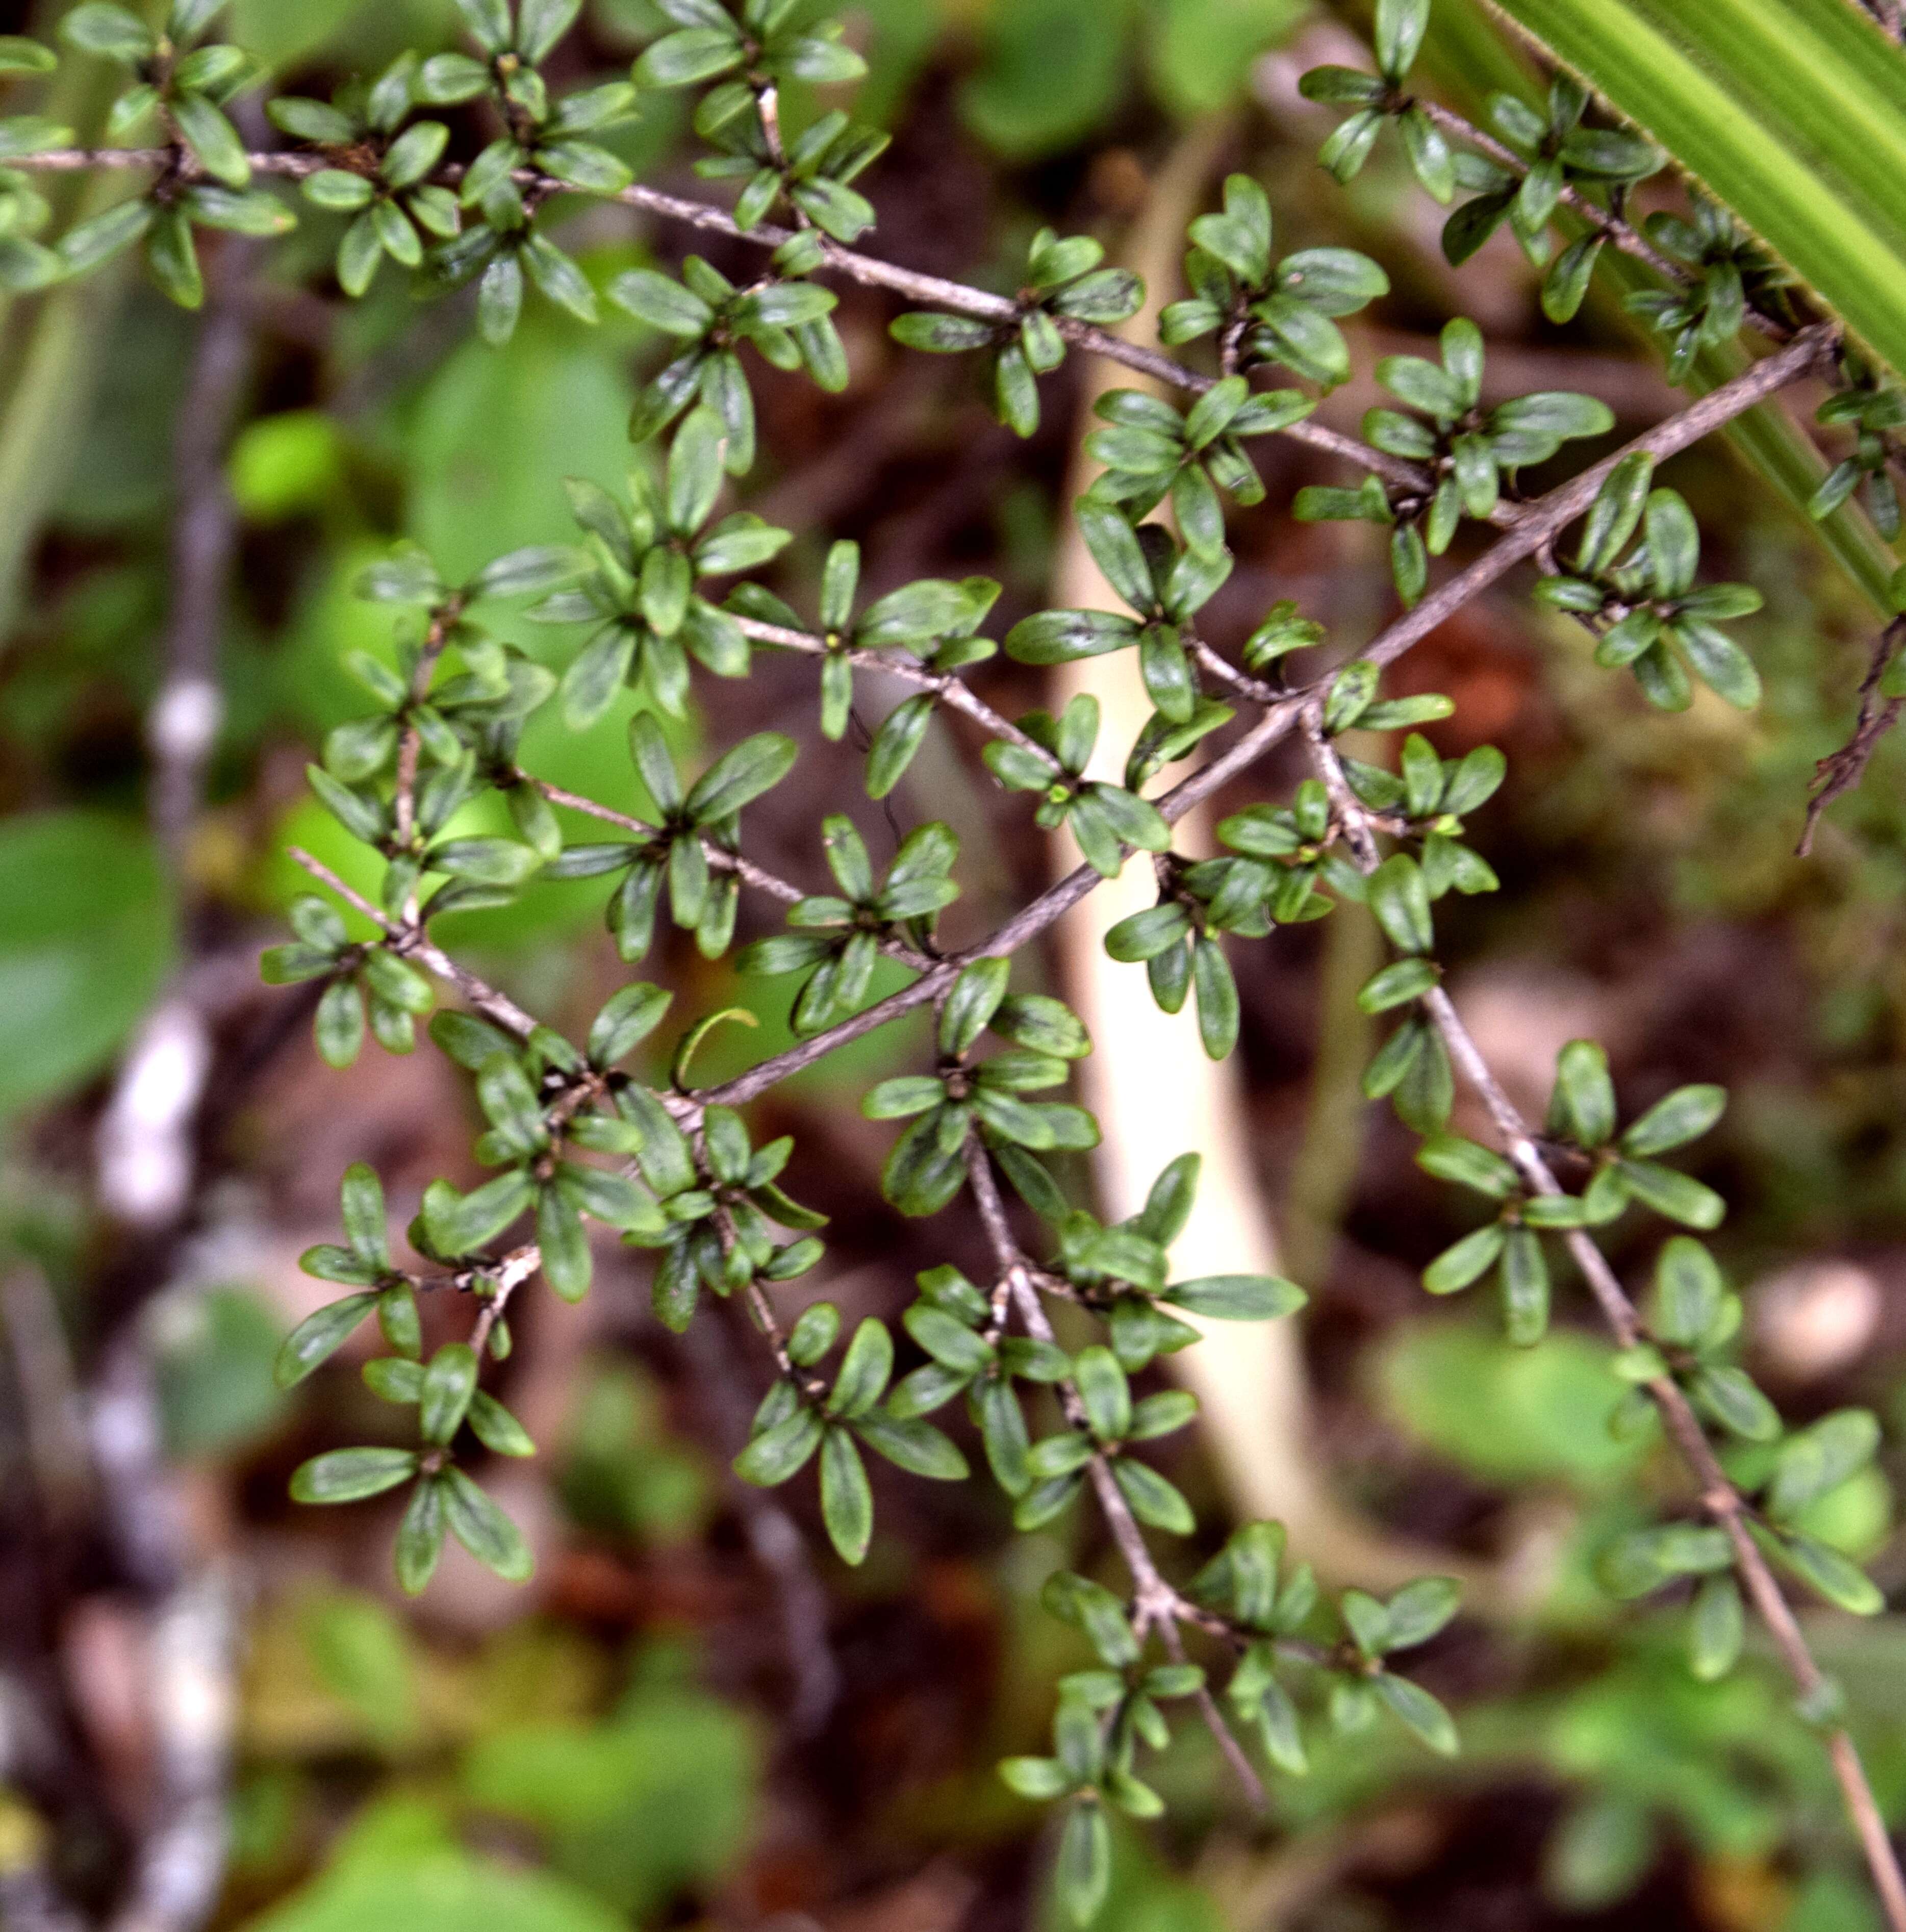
[1360,324,1835,675]
[690,325,1833,1113]
[286,844,544,1040]
[963,1142,1268,1811]
[526,776,807,906]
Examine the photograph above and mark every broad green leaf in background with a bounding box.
[242,1796,625,1932]
[230,0,376,68]
[52,287,194,532]
[155,1286,286,1459]
[297,1587,418,1750]
[1540,1658,1811,1870]
[231,0,460,71]
[1374,1318,1646,1489]
[461,1684,758,1918]
[1033,1807,1228,1932]
[230,411,349,524]
[960,0,1307,154]
[0,811,175,1117]
[1486,0,1906,388]
[403,312,636,611]
[824,0,954,125]
[558,1360,711,1543]
[0,45,135,632]
[1148,0,1308,119]
[960,0,1138,160]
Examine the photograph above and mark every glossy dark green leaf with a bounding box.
[855,1411,969,1481]
[1372,1672,1458,1756]
[1109,1457,1195,1533]
[826,1317,894,1420]
[419,1342,478,1445]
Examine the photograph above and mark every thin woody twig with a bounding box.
[391,599,464,860]
[963,1144,1267,1811]
[6,146,1429,495]
[1423,981,1906,1932]
[1302,728,1906,1932]
[1360,324,1836,676]
[31,30,1897,1925]
[524,774,938,973]
[1799,617,1906,856]
[284,845,543,1042]
[525,777,806,906]
[730,613,1058,763]
[1407,99,1751,323]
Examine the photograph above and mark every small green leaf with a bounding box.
[1191,934,1239,1060]
[290,1446,418,1504]
[1621,1083,1726,1156]
[419,1342,478,1445]
[855,1411,969,1480]
[1500,1226,1549,1346]
[1422,1222,1505,1294]
[684,731,798,824]
[1384,1577,1461,1649]
[275,1292,378,1388]
[1369,854,1434,954]
[1372,1671,1458,1756]
[1615,1159,1725,1229]
[734,1404,823,1485]
[1373,0,1429,83]
[1768,1409,1882,1522]
[395,1475,448,1594]
[938,956,1010,1058]
[820,1425,873,1564]
[442,1466,535,1581]
[1651,1236,1726,1348]
[1074,1345,1132,1441]
[1550,1039,1617,1147]
[1692,1365,1781,1442]
[1779,1532,1883,1615]
[1109,1457,1195,1533]
[1688,1574,1744,1681]
[826,1317,894,1419]
[1164,1274,1306,1320]
[1055,1800,1111,1926]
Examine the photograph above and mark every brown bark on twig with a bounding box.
[1799,618,1906,856]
